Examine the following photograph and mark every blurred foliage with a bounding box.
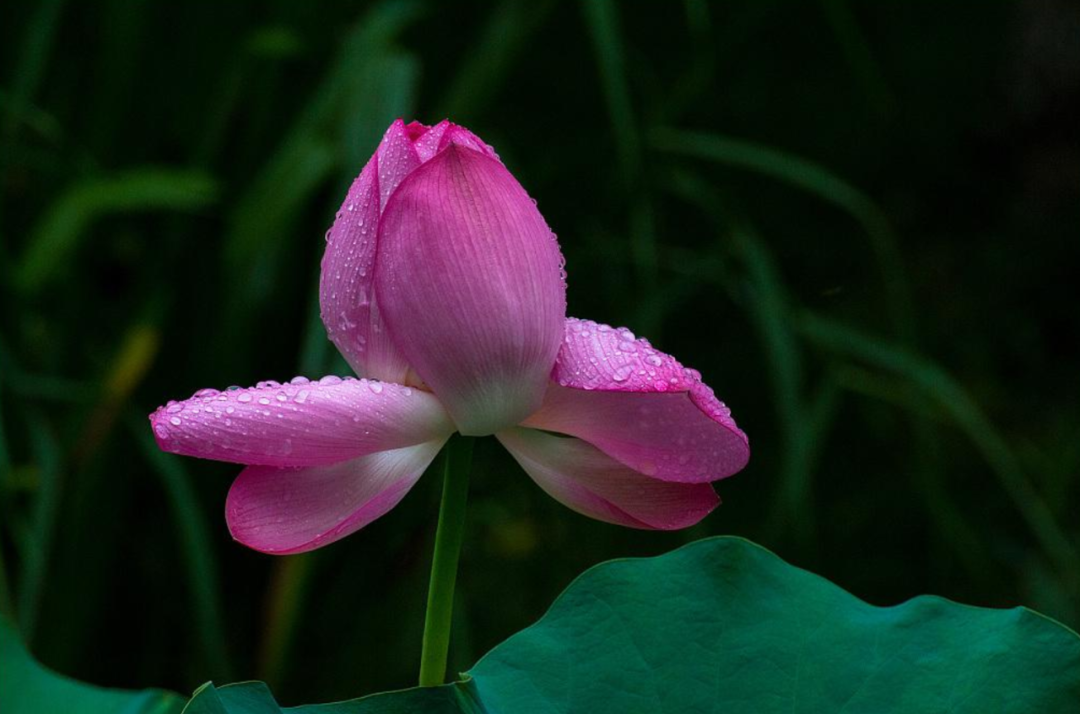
[1,0,1078,705]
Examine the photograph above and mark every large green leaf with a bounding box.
[0,616,183,714]
[184,537,1080,713]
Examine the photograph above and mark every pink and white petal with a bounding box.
[149,377,453,468]
[375,145,566,436]
[497,428,719,530]
[520,318,749,483]
[226,439,446,554]
[320,121,416,382]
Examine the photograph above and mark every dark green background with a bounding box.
[2,0,1077,706]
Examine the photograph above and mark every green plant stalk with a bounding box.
[419,436,475,687]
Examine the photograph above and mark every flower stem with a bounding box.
[419,435,474,687]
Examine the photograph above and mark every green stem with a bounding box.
[419,435,474,687]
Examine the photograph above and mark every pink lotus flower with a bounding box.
[150,120,749,555]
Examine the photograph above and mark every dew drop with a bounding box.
[237,393,253,403]
[169,416,182,426]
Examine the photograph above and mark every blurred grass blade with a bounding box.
[0,362,14,621]
[221,136,336,307]
[258,553,315,688]
[222,0,422,307]
[16,409,62,643]
[0,538,12,622]
[0,0,67,248]
[652,127,914,341]
[73,324,159,465]
[820,0,894,115]
[0,355,11,477]
[437,0,556,121]
[13,169,219,294]
[339,51,419,172]
[829,363,1000,580]
[0,0,66,142]
[582,0,640,179]
[297,281,332,377]
[798,311,1080,579]
[582,0,659,329]
[130,416,233,680]
[664,169,817,540]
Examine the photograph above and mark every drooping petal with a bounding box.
[226,439,446,554]
[149,377,453,468]
[521,318,749,483]
[320,120,417,383]
[376,144,567,436]
[497,428,719,530]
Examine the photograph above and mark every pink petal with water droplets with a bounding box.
[410,120,450,161]
[437,123,499,159]
[520,318,749,483]
[376,120,422,210]
[320,121,414,382]
[376,144,566,436]
[497,428,719,530]
[226,439,446,554]
[149,377,453,468]
[320,120,501,383]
